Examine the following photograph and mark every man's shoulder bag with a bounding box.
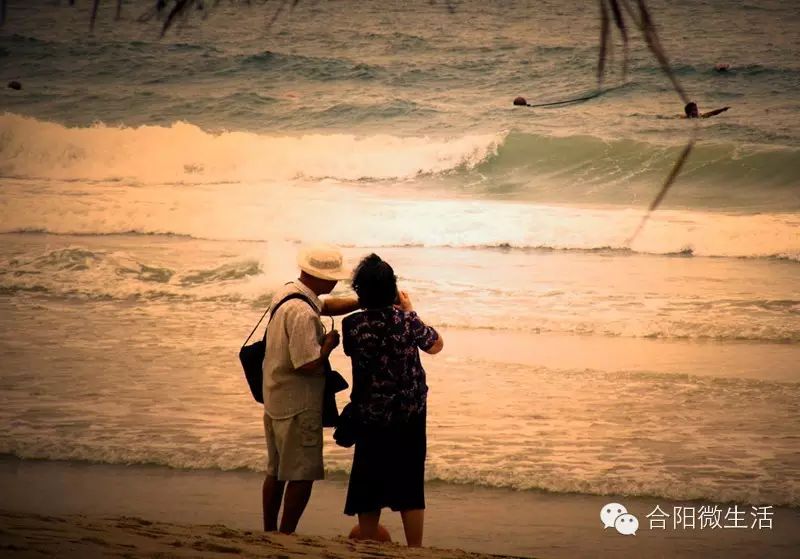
[238,292,349,428]
[238,293,313,404]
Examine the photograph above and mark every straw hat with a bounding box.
[297,244,352,281]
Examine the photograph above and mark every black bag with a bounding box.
[239,293,350,425]
[239,293,310,404]
[333,402,360,448]
[322,361,349,427]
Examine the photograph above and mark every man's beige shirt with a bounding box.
[262,281,325,419]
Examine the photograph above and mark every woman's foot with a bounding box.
[349,519,392,542]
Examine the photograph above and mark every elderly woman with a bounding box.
[341,254,443,547]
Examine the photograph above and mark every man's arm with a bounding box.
[294,330,339,373]
[702,106,730,118]
[321,297,360,316]
[284,301,341,373]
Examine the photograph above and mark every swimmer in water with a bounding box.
[684,101,730,119]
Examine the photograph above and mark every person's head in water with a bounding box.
[352,253,397,309]
[684,102,699,118]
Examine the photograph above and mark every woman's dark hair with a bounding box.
[352,253,397,309]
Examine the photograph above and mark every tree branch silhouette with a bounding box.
[599,0,696,244]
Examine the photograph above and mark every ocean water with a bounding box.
[1,0,799,512]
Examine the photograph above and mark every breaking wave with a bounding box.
[1,443,796,507]
[2,113,798,212]
[0,113,500,183]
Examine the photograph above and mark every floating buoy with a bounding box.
[714,63,730,72]
[513,96,528,106]
[8,80,22,90]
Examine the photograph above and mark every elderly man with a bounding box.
[262,244,359,534]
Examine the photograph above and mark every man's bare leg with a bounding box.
[262,475,285,532]
[400,509,424,547]
[279,480,314,534]
[357,510,381,541]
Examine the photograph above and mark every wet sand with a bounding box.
[1,457,798,558]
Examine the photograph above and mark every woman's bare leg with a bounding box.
[400,509,424,547]
[357,510,381,541]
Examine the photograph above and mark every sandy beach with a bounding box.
[0,509,523,559]
[2,457,799,558]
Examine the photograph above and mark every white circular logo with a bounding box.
[614,513,639,536]
[600,502,627,529]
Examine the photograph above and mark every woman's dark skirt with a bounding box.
[344,412,426,515]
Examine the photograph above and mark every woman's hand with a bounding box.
[395,290,414,312]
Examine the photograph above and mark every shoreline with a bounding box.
[2,457,798,558]
[0,509,526,559]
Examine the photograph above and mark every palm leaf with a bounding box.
[90,0,101,31]
[266,0,289,28]
[608,0,629,80]
[161,0,193,37]
[627,130,697,245]
[597,0,611,88]
[635,0,688,103]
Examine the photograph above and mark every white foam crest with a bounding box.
[0,113,502,183]
[2,441,795,507]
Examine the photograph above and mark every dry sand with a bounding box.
[0,510,524,559]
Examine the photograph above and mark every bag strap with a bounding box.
[240,291,316,348]
[241,306,270,349]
